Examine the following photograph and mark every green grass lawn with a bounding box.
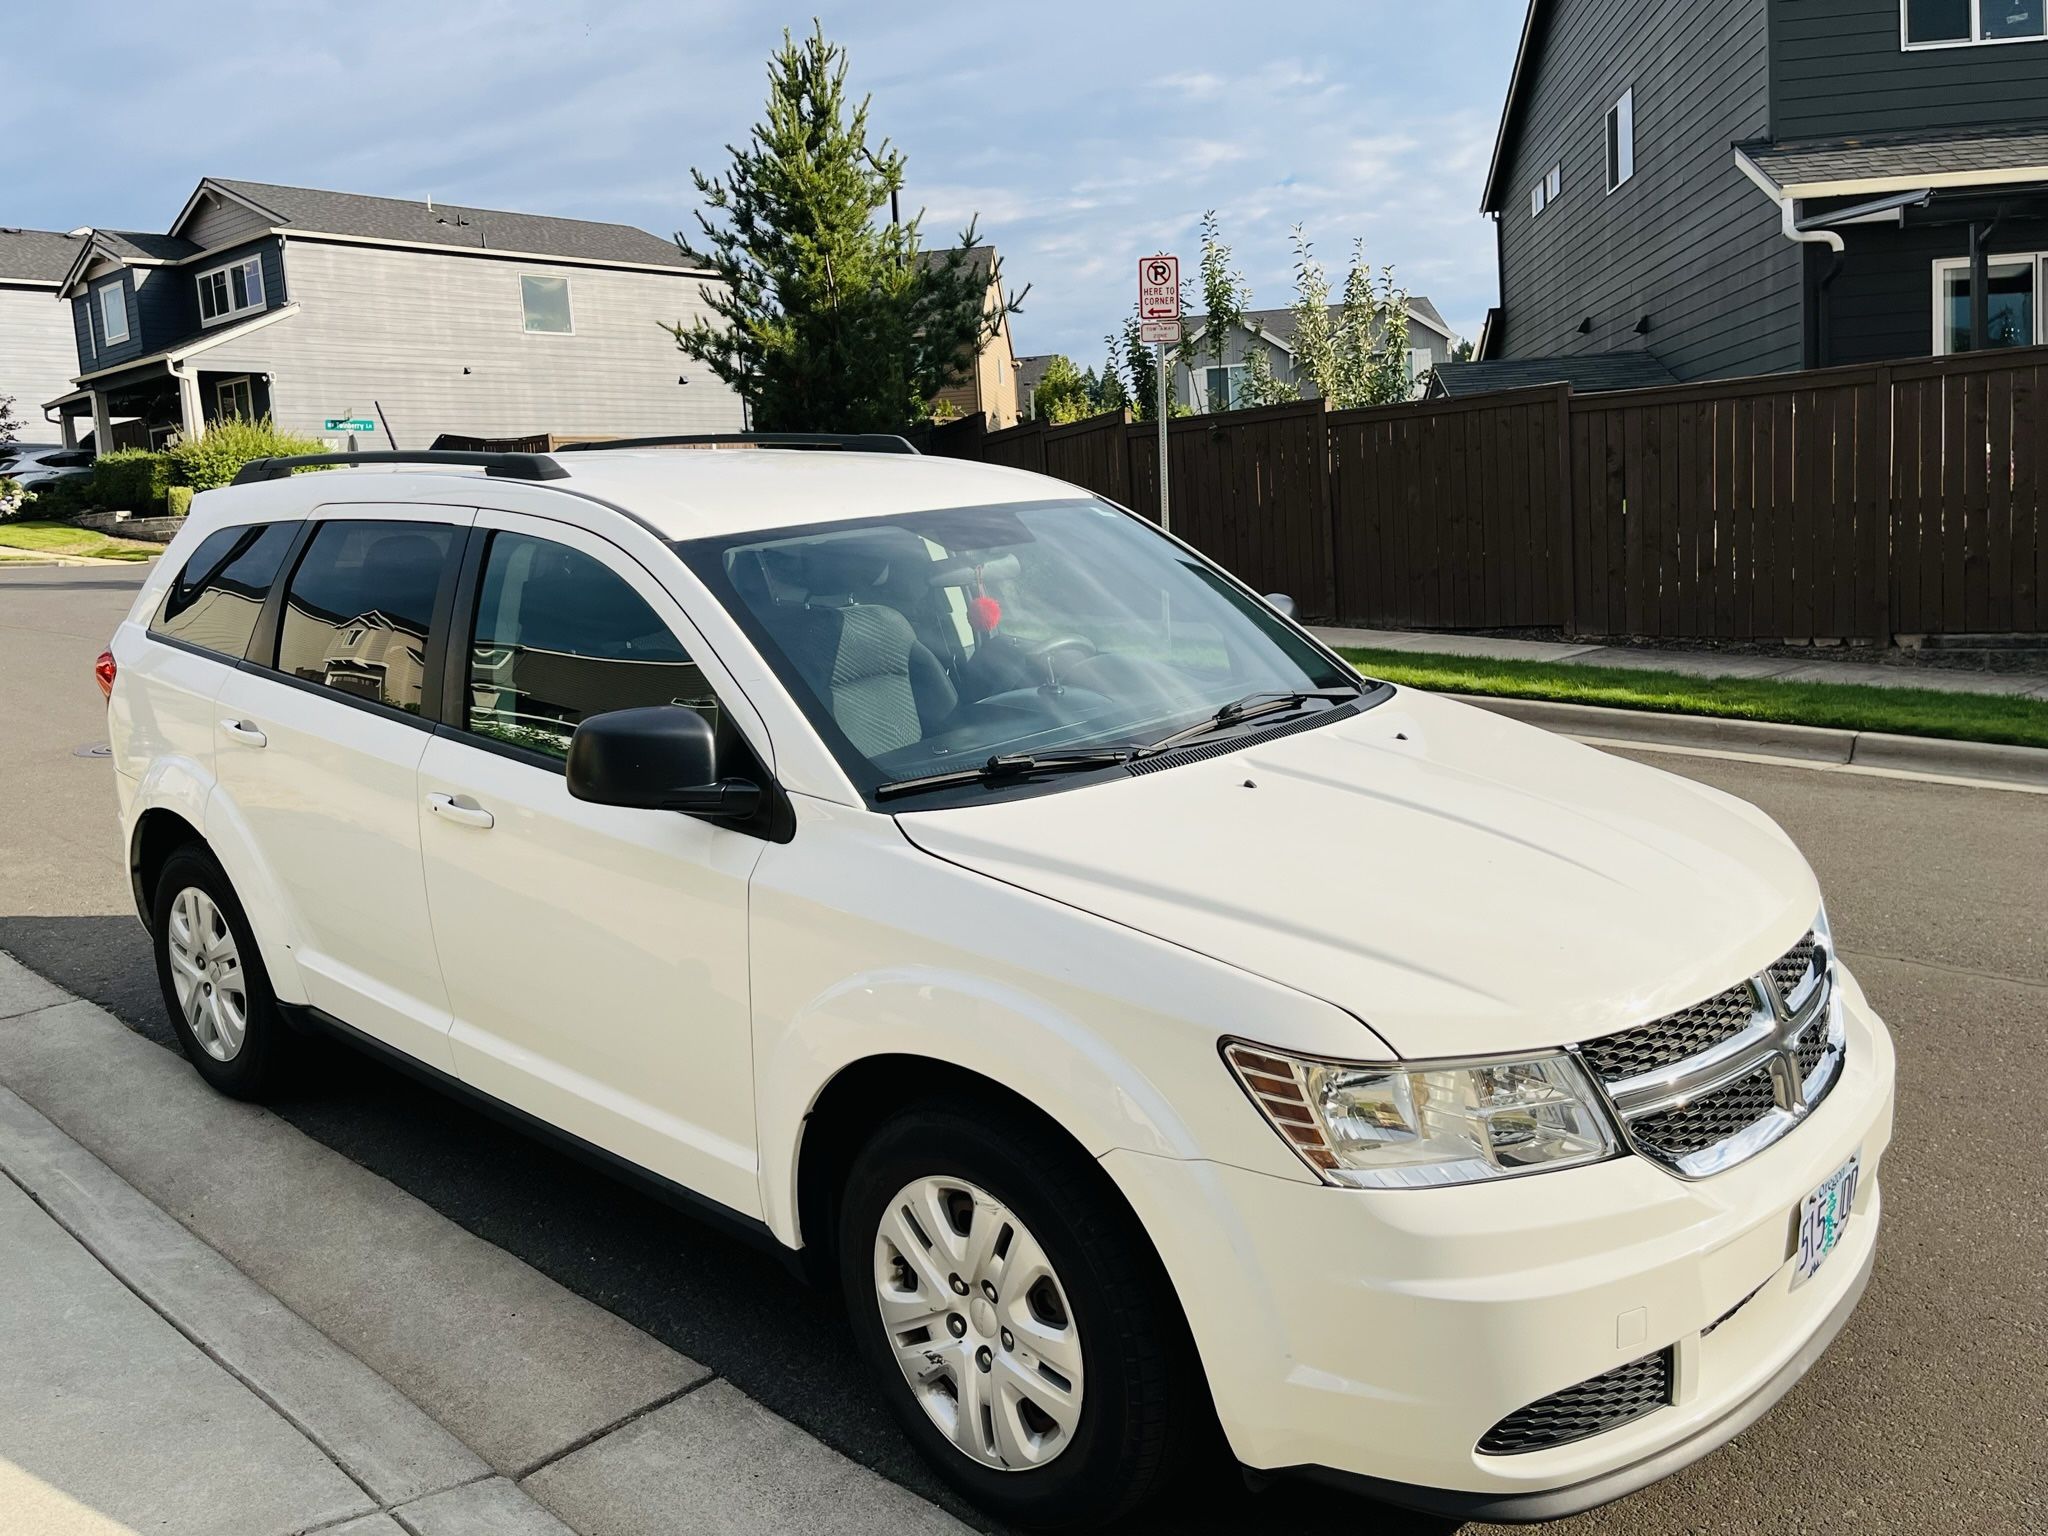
[1337,646,2048,750]
[0,520,159,562]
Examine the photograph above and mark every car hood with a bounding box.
[894,689,1819,1060]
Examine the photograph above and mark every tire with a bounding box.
[151,844,297,1099]
[837,1101,1207,1530]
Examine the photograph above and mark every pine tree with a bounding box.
[668,25,1021,431]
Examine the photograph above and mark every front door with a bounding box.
[212,507,471,1068]
[417,513,766,1216]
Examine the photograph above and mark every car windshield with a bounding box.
[681,497,1361,798]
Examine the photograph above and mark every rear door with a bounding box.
[212,506,472,1068]
[417,511,767,1214]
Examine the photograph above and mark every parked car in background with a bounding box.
[100,438,1895,1530]
[2,444,95,491]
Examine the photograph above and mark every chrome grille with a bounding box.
[1478,1349,1674,1455]
[1579,926,1846,1178]
[1576,981,1756,1081]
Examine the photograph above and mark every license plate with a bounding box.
[1794,1154,1859,1284]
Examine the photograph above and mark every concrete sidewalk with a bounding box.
[1312,625,2048,699]
[0,953,966,1536]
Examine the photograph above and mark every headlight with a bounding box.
[1223,1041,1619,1189]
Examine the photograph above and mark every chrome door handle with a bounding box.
[221,719,267,748]
[425,792,494,829]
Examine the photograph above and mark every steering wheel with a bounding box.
[1027,635,1098,688]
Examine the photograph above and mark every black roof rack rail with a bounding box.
[231,450,569,486]
[556,433,920,456]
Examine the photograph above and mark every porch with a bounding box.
[46,364,273,452]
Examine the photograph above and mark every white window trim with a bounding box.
[196,255,266,327]
[520,273,575,336]
[1901,0,2047,49]
[96,281,129,345]
[1531,163,1563,218]
[1606,88,1636,192]
[1930,251,2046,352]
[214,375,255,420]
[1199,362,1247,411]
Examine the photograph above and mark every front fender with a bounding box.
[749,799,1380,1247]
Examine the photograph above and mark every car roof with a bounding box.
[207,448,1092,541]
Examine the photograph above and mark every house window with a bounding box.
[1933,254,2043,352]
[214,376,255,422]
[97,282,129,345]
[1202,364,1246,411]
[1531,163,1562,217]
[521,275,573,334]
[197,257,265,324]
[1606,89,1635,191]
[1903,0,2044,46]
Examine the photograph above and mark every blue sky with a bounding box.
[4,1,1523,363]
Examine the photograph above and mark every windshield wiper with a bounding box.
[875,749,1134,802]
[1137,687,1362,756]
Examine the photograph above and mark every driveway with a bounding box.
[2,562,2042,1535]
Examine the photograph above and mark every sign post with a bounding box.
[1138,255,1180,534]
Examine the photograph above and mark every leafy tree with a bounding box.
[1093,343,1129,413]
[1190,209,1247,383]
[668,24,1021,431]
[1239,343,1297,409]
[1119,312,1184,421]
[1032,354,1094,424]
[0,394,18,451]
[1288,228,1338,402]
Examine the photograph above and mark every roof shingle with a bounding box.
[1741,122,2048,192]
[0,228,86,284]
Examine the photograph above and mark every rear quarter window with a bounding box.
[149,522,299,660]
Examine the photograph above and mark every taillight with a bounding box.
[94,649,116,699]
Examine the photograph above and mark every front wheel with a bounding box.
[837,1102,1207,1530]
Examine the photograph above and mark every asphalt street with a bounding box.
[2,561,2043,1535]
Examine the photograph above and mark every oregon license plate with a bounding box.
[1794,1154,1860,1284]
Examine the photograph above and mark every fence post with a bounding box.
[1312,400,1339,620]
[1553,382,1577,637]
[1872,363,1893,645]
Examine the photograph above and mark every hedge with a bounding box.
[92,448,174,513]
[167,485,194,517]
[168,417,330,492]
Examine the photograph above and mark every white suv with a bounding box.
[103,439,1894,1529]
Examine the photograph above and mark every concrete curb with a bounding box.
[1446,693,2048,787]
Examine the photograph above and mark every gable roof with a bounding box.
[96,230,203,262]
[0,228,86,285]
[173,177,709,271]
[1185,297,1457,350]
[1481,0,1551,214]
[1429,350,1677,398]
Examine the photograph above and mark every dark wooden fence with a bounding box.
[912,345,2048,640]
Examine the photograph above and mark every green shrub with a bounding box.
[167,485,194,517]
[25,475,94,520]
[167,417,330,492]
[92,448,174,513]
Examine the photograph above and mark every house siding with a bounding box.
[189,239,289,331]
[1822,215,2048,363]
[1771,0,2048,140]
[191,238,742,446]
[79,269,146,370]
[1,285,84,418]
[1495,0,1802,381]
[182,190,277,251]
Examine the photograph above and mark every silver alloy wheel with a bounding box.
[873,1175,1085,1472]
[165,886,248,1062]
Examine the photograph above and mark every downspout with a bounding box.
[1736,149,1845,367]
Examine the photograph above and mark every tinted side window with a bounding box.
[277,520,455,713]
[150,521,298,659]
[466,532,710,759]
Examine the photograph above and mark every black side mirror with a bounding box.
[1264,592,1299,622]
[566,706,762,820]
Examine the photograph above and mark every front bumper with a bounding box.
[1104,966,1896,1515]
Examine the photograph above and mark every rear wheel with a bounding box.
[152,845,296,1099]
[837,1102,1206,1530]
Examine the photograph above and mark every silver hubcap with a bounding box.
[873,1176,1084,1472]
[166,887,247,1062]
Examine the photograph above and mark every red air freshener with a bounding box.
[969,594,1002,634]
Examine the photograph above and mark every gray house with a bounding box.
[46,177,742,451]
[1171,297,1460,411]
[1,228,86,436]
[1457,0,2048,394]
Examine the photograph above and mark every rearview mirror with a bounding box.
[1264,592,1298,622]
[566,706,762,820]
